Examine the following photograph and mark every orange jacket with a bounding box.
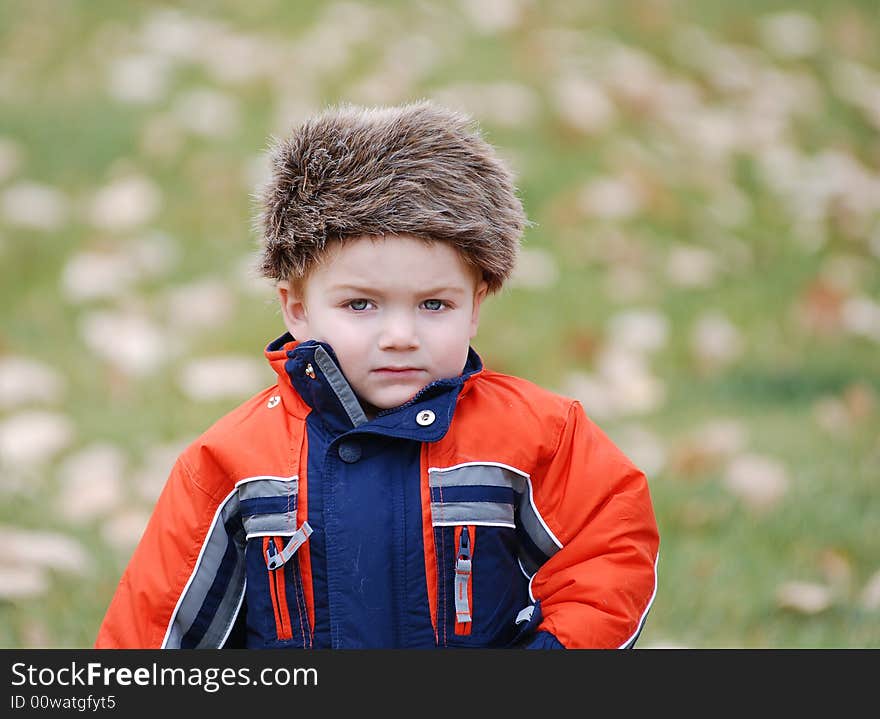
[96,336,659,649]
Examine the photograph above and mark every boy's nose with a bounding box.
[378,312,420,350]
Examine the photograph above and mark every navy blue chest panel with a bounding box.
[428,463,536,647]
[305,413,434,649]
[233,449,557,648]
[237,475,311,649]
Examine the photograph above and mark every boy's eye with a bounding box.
[348,299,370,311]
[422,299,444,311]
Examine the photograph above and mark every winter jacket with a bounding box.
[95,334,660,649]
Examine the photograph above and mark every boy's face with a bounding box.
[277,234,489,414]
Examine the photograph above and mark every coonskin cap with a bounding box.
[256,100,527,293]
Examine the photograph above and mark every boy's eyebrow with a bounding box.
[327,283,470,295]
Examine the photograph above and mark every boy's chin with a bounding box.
[360,391,419,417]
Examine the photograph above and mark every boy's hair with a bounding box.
[256,100,527,293]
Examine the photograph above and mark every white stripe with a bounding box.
[617,548,660,650]
[526,562,537,604]
[215,579,247,649]
[432,520,516,529]
[245,530,299,539]
[234,474,298,487]
[428,460,530,478]
[161,486,239,649]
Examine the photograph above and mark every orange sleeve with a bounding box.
[529,401,660,649]
[94,455,229,648]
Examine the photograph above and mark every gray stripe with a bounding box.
[244,512,300,538]
[164,491,245,648]
[314,346,368,427]
[195,555,246,649]
[237,476,298,502]
[518,497,559,559]
[518,552,541,577]
[429,464,527,492]
[429,463,560,565]
[432,501,515,526]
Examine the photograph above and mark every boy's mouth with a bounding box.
[372,367,423,375]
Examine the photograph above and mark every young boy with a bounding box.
[95,101,660,649]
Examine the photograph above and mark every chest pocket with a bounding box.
[237,475,312,648]
[429,463,533,647]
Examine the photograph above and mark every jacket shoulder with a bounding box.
[465,369,577,418]
[448,370,578,465]
[177,384,305,498]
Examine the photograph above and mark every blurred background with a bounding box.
[1,0,878,649]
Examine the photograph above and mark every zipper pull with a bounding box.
[454,526,472,624]
[265,521,313,570]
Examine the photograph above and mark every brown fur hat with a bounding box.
[256,100,527,293]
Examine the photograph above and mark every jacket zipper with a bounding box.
[454,525,474,636]
[264,536,293,640]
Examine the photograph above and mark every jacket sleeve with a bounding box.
[525,400,660,649]
[95,453,245,649]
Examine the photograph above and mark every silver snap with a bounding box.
[416,409,435,426]
[267,395,281,409]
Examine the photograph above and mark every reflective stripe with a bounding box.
[244,513,304,538]
[432,501,514,527]
[429,462,562,571]
[515,604,534,625]
[314,346,368,427]
[429,464,522,528]
[429,463,528,492]
[237,475,299,501]
[236,476,299,539]
[518,499,559,559]
[162,489,245,649]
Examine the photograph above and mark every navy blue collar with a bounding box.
[267,333,483,441]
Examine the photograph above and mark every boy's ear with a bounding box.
[469,280,489,339]
[276,280,309,339]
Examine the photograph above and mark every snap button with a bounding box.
[416,409,436,426]
[267,395,281,409]
[337,441,362,463]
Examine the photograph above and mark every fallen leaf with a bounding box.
[87,174,163,232]
[101,508,151,550]
[0,565,48,600]
[176,355,270,401]
[107,53,171,104]
[1,181,70,231]
[0,356,66,409]
[0,411,74,468]
[607,308,669,354]
[79,309,176,377]
[552,76,617,135]
[859,569,880,611]
[722,453,790,512]
[163,277,237,332]
[0,526,92,575]
[55,443,127,523]
[758,11,822,59]
[776,581,834,614]
[173,88,240,138]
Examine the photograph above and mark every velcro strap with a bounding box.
[265,522,313,570]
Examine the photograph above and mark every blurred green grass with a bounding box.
[1,0,878,648]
